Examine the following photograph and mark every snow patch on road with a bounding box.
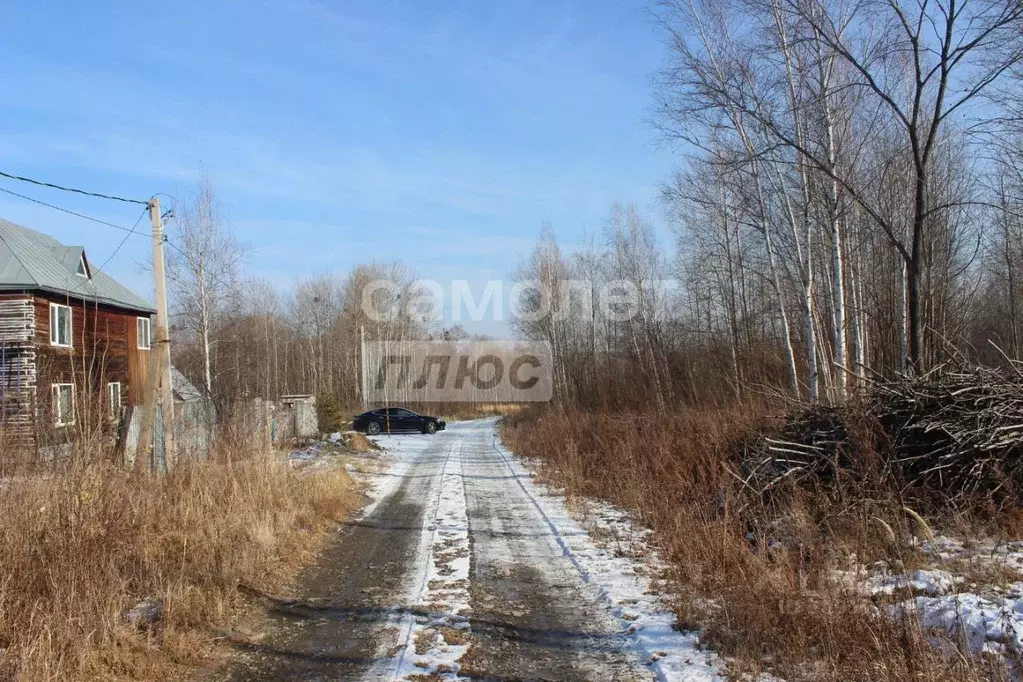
[363,434,473,681]
[395,439,472,680]
[489,425,724,681]
[362,433,436,517]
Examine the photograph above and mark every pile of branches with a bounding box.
[737,405,850,494]
[870,363,1023,499]
[739,360,1023,505]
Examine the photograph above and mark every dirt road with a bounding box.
[221,420,720,681]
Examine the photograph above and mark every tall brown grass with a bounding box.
[0,439,359,681]
[334,400,524,425]
[502,404,1009,681]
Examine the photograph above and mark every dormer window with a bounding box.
[76,254,90,279]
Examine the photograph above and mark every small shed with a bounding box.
[276,394,317,441]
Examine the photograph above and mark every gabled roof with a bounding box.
[0,218,155,313]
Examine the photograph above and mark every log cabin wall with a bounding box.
[0,292,37,440]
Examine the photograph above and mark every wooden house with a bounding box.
[0,218,156,443]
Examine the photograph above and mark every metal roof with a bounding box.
[171,366,206,403]
[0,217,155,313]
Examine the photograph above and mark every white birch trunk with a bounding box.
[900,258,909,373]
[824,153,847,398]
[772,0,819,401]
[198,261,213,397]
[815,27,848,401]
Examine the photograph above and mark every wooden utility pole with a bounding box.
[150,197,176,465]
[135,345,163,472]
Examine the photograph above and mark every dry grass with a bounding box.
[0,440,360,681]
[433,402,524,421]
[345,432,379,452]
[502,404,1011,681]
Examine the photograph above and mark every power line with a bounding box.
[0,183,154,297]
[0,185,149,236]
[94,207,150,272]
[0,170,148,206]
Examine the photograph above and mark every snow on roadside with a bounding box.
[923,535,1023,573]
[288,431,382,468]
[288,440,338,463]
[865,567,964,597]
[489,427,724,681]
[836,536,1023,671]
[907,590,1023,657]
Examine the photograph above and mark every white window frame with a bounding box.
[137,317,152,350]
[107,382,122,420]
[76,254,89,278]
[52,383,75,427]
[49,303,72,348]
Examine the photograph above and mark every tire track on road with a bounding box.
[459,420,650,681]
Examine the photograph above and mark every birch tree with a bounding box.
[167,175,246,399]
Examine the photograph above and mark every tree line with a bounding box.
[514,0,1023,408]
[169,0,1023,412]
[165,176,437,412]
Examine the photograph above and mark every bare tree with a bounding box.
[167,175,246,399]
[512,225,572,400]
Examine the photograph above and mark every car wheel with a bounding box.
[366,421,381,435]
[423,421,437,434]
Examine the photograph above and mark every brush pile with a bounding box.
[739,405,849,492]
[741,361,1023,504]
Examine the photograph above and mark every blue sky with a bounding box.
[0,0,676,335]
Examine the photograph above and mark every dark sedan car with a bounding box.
[352,407,446,435]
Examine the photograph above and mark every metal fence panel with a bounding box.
[124,398,214,470]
